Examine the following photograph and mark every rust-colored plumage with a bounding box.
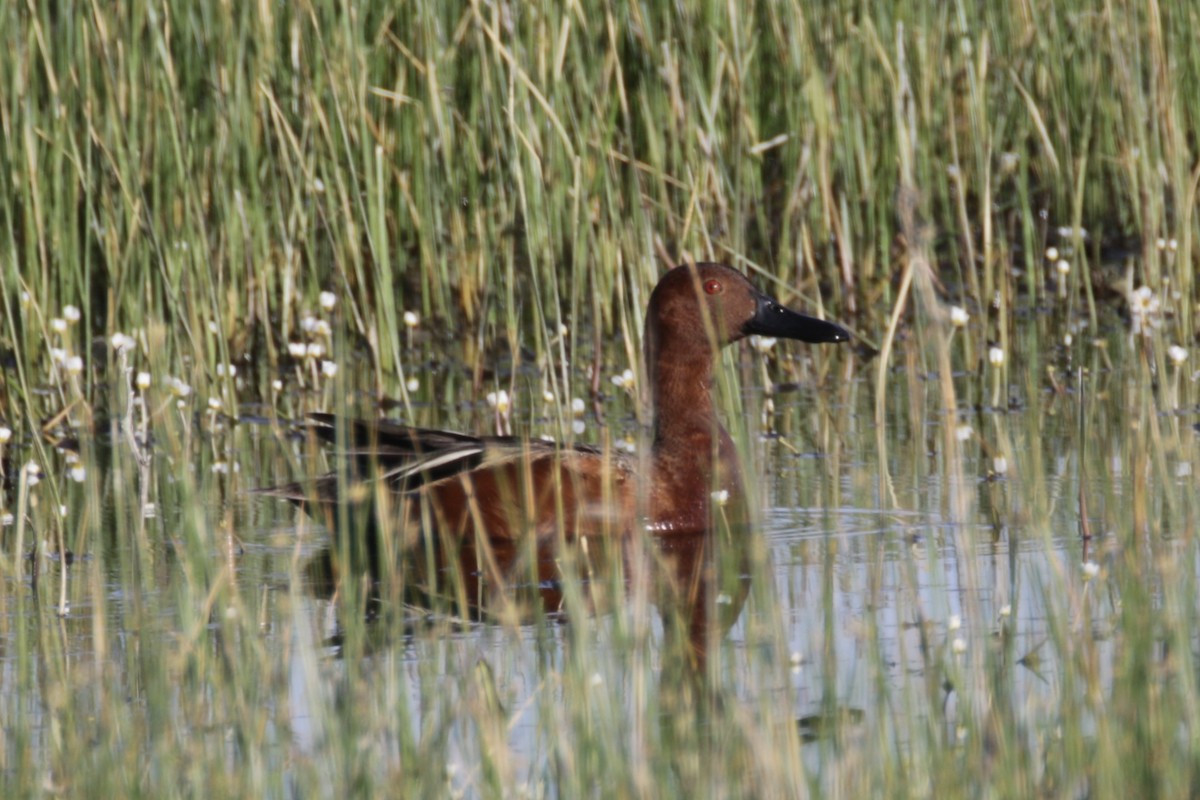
[260,262,848,550]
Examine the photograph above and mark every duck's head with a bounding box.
[644,262,850,358]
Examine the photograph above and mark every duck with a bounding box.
[258,262,850,564]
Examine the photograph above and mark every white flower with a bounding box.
[486,390,510,414]
[216,363,236,377]
[749,335,777,353]
[312,319,331,337]
[300,315,319,333]
[207,397,223,410]
[1064,333,1073,347]
[955,424,973,442]
[711,490,729,507]
[571,419,586,435]
[63,305,81,322]
[570,397,586,417]
[0,513,12,526]
[271,379,283,391]
[403,311,420,328]
[50,318,67,333]
[65,355,84,374]
[951,637,967,655]
[948,614,962,632]
[992,457,1008,474]
[949,306,969,327]
[111,332,136,351]
[306,342,325,359]
[405,376,419,392]
[69,465,86,483]
[610,368,635,390]
[49,347,67,364]
[1056,259,1071,275]
[1044,246,1059,262]
[988,346,1005,366]
[1168,239,1178,252]
[999,604,1012,618]
[1082,561,1100,580]
[0,426,11,444]
[166,377,192,398]
[212,461,230,475]
[319,291,336,311]
[136,372,151,389]
[321,360,338,377]
[542,389,556,403]
[1129,286,1161,336]
[1168,345,1188,365]
[287,342,307,358]
[311,177,325,194]
[1156,238,1167,251]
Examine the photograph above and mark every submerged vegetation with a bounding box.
[0,0,1197,796]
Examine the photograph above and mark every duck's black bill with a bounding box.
[744,293,851,343]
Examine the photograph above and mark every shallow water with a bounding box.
[1,326,1197,794]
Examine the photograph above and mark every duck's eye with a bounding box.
[703,279,723,295]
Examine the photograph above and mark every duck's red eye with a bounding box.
[703,279,723,295]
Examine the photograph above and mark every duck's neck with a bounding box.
[647,337,721,444]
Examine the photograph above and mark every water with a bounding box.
[0,328,1196,794]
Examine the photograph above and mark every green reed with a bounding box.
[0,0,1198,796]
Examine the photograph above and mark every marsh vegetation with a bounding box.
[1,1,1198,796]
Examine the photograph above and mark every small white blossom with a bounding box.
[403,311,420,328]
[749,335,777,353]
[951,637,967,655]
[542,389,556,403]
[136,372,151,389]
[65,355,84,374]
[216,363,237,377]
[321,361,338,377]
[300,315,319,333]
[949,306,969,327]
[571,419,586,435]
[1056,259,1070,275]
[992,457,1008,474]
[955,424,973,442]
[50,318,68,333]
[0,512,12,526]
[1082,561,1100,580]
[0,426,11,444]
[486,390,511,414]
[271,379,283,391]
[988,346,1005,366]
[69,465,86,483]
[305,342,326,359]
[999,604,1012,618]
[287,342,308,358]
[405,376,419,392]
[570,398,586,416]
[63,305,81,322]
[1045,246,1059,262]
[1168,345,1188,365]
[166,377,192,398]
[711,490,730,506]
[207,397,223,410]
[111,332,136,351]
[610,368,635,390]
[948,614,962,632]
[319,291,336,311]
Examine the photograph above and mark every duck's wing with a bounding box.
[254,414,613,507]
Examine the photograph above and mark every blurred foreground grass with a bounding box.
[0,1,1198,796]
